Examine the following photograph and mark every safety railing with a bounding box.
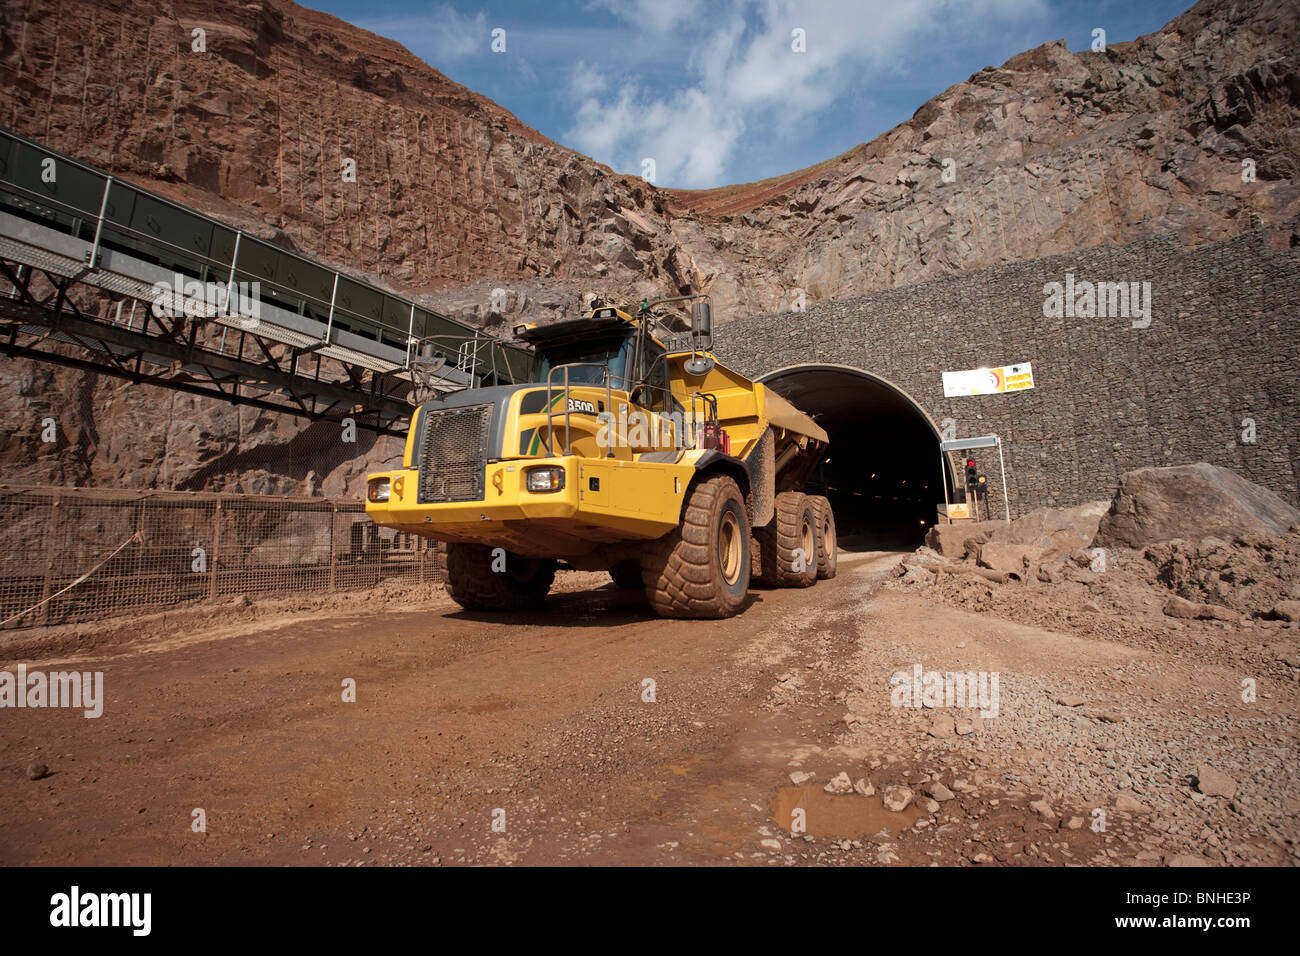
[0,125,527,381]
[544,363,615,456]
[414,332,532,387]
[686,391,723,451]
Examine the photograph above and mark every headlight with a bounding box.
[367,478,390,502]
[525,466,565,492]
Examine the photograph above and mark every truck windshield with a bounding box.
[531,334,635,389]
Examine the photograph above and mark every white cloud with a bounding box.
[589,0,700,35]
[427,4,489,62]
[566,0,1047,187]
[569,60,608,100]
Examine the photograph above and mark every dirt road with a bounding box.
[1,547,1294,866]
[0,552,897,865]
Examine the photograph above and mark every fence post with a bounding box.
[209,495,223,599]
[328,502,337,592]
[37,493,61,626]
[132,498,146,604]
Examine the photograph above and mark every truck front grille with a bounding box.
[418,404,493,503]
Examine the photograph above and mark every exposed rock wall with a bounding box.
[2,0,1296,316]
[672,0,1300,314]
[0,0,687,294]
[0,358,402,498]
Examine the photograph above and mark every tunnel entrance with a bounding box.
[760,364,948,551]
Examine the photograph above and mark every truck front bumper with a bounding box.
[365,456,687,556]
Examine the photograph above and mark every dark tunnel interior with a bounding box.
[761,365,950,551]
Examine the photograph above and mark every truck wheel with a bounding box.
[438,542,556,610]
[809,495,838,580]
[753,491,819,588]
[608,560,644,589]
[644,475,750,619]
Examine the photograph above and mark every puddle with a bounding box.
[771,784,923,838]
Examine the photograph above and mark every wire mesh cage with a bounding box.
[0,484,438,630]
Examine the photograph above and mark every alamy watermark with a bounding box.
[1,665,104,718]
[150,274,261,329]
[49,886,150,935]
[1042,271,1152,328]
[596,406,698,450]
[890,663,999,718]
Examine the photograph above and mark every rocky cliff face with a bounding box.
[0,0,1296,495]
[0,355,401,498]
[0,0,688,296]
[5,0,1296,316]
[666,0,1300,315]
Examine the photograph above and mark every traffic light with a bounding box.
[965,458,978,484]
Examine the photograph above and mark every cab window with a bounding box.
[531,334,635,389]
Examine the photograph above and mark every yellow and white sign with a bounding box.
[942,363,1035,397]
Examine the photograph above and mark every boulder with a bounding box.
[992,500,1110,560]
[976,542,1037,574]
[923,780,955,801]
[924,523,989,559]
[1271,600,1300,622]
[923,500,1109,564]
[1197,603,1242,622]
[1163,596,1198,619]
[928,714,956,737]
[1195,765,1237,799]
[1163,596,1242,622]
[1115,793,1146,813]
[1095,464,1300,550]
[824,772,855,794]
[1029,798,1056,820]
[882,786,914,812]
[900,565,937,587]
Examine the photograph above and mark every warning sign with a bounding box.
[942,363,1035,397]
[1001,363,1034,392]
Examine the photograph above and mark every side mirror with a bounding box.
[684,354,715,377]
[691,301,713,348]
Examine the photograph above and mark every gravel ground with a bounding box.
[1,543,1293,866]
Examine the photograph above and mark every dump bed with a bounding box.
[665,352,826,469]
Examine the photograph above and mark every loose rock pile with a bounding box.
[894,464,1300,631]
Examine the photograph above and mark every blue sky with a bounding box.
[304,0,1195,189]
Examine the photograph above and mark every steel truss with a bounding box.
[0,256,413,438]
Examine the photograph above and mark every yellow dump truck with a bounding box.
[365,295,835,618]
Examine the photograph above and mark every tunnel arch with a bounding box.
[758,363,954,549]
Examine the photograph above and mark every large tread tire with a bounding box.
[809,495,838,580]
[438,542,556,610]
[608,560,644,590]
[643,475,750,619]
[753,491,819,588]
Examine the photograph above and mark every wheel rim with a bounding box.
[719,510,743,586]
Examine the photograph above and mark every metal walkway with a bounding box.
[0,127,531,436]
